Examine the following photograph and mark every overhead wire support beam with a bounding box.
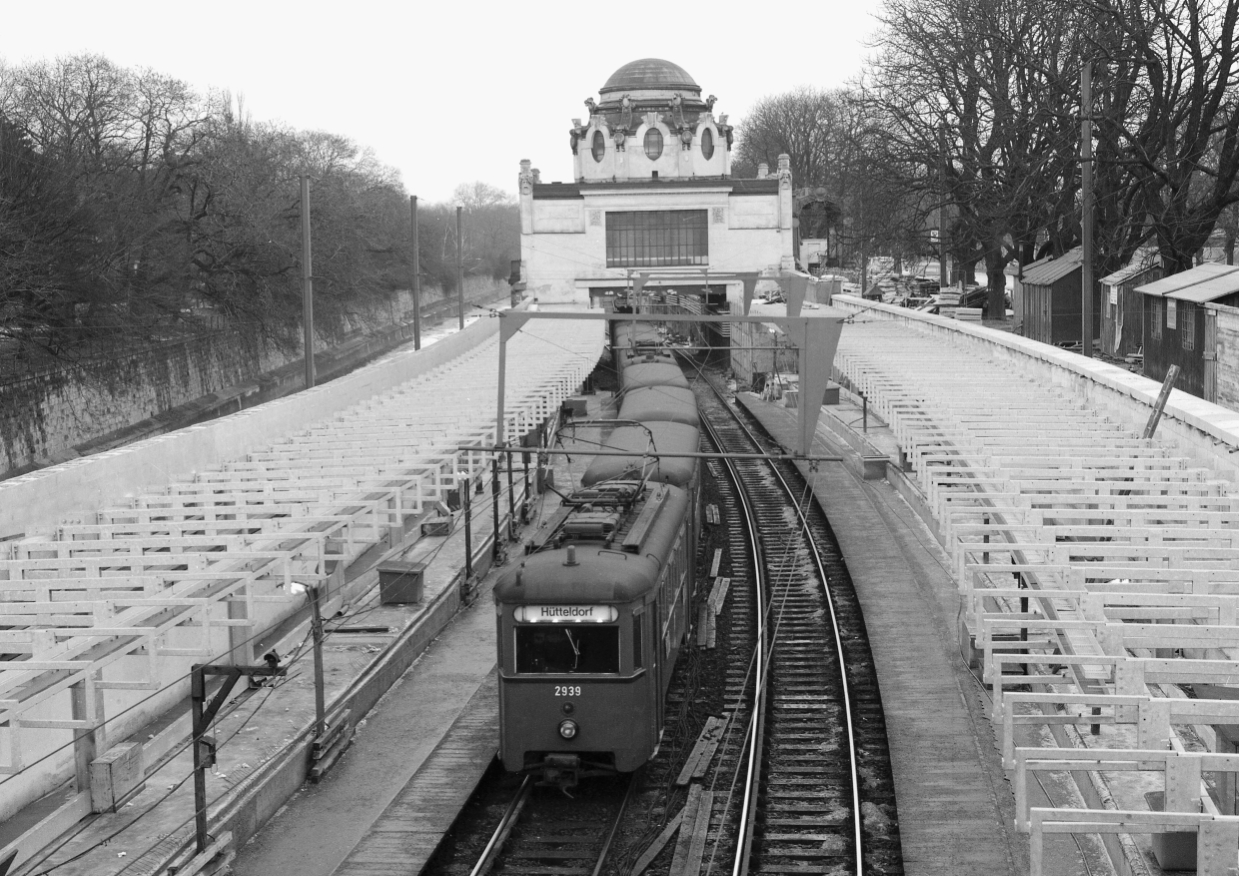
[494,309,845,457]
[458,446,844,464]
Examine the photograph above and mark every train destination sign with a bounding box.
[514,605,619,623]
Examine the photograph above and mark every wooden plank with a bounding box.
[708,549,722,579]
[696,606,709,648]
[675,717,724,786]
[668,785,703,876]
[629,810,684,876]
[708,577,731,615]
[681,792,713,876]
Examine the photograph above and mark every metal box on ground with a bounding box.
[421,517,453,537]
[378,561,426,604]
[91,742,145,813]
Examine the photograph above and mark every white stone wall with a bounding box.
[521,187,792,304]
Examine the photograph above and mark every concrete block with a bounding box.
[862,455,889,480]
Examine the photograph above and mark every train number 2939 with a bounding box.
[555,685,581,697]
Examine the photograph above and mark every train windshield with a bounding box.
[515,626,620,674]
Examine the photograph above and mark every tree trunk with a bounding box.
[985,247,1007,319]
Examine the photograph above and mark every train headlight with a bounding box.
[558,719,579,740]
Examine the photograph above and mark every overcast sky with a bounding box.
[1,1,885,204]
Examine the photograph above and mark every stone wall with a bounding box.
[831,295,1239,483]
[0,277,509,479]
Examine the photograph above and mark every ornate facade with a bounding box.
[519,59,793,304]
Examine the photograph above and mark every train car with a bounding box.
[493,480,695,787]
[620,361,690,392]
[582,421,701,565]
[614,321,675,371]
[618,385,701,429]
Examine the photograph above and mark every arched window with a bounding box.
[701,128,715,160]
[592,131,606,163]
[644,128,663,161]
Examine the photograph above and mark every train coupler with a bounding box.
[541,753,581,791]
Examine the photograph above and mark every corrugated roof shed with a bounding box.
[1136,262,1237,296]
[1021,247,1083,285]
[1100,260,1158,286]
[1163,267,1239,303]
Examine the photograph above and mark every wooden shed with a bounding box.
[1100,260,1161,359]
[1136,264,1239,400]
[1017,248,1100,347]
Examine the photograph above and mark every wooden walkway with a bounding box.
[332,672,498,876]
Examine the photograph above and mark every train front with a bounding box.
[494,484,684,788]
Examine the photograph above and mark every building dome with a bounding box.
[600,58,701,96]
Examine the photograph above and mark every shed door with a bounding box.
[1115,290,1124,353]
[1205,308,1218,402]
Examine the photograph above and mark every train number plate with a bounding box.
[555,685,581,697]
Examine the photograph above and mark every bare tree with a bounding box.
[1084,0,1239,274]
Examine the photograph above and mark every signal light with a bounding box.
[558,719,578,740]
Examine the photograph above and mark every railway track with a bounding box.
[688,367,902,876]
[478,774,633,876]
[430,772,636,876]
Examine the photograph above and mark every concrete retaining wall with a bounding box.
[831,295,1239,483]
[0,277,508,480]
[0,308,503,541]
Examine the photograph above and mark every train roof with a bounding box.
[621,362,689,391]
[618,386,700,428]
[581,422,699,488]
[614,322,662,345]
[495,485,689,604]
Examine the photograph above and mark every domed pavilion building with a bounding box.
[518,58,793,305]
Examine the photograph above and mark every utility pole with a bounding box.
[939,123,950,291]
[1081,62,1094,358]
[410,195,422,350]
[301,175,315,388]
[456,205,465,330]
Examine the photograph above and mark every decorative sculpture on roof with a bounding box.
[569,119,588,154]
[717,114,733,149]
[777,153,793,191]
[584,97,597,115]
[705,94,717,111]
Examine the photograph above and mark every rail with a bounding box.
[694,368,867,876]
